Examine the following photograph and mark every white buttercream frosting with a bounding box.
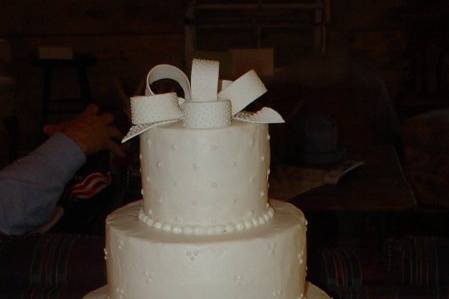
[140,121,270,227]
[106,200,307,299]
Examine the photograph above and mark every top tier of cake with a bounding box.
[139,120,272,231]
[122,58,284,234]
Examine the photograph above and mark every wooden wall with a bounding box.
[0,1,188,149]
[0,0,422,152]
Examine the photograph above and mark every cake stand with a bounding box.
[84,281,331,299]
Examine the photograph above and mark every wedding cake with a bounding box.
[84,59,330,299]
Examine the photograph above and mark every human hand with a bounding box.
[43,104,125,157]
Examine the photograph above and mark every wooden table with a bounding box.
[289,146,416,212]
[271,146,418,248]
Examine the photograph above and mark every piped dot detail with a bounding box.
[138,206,274,235]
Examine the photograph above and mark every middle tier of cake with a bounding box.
[139,121,271,228]
[106,200,307,299]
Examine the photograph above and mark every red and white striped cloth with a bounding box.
[70,171,112,199]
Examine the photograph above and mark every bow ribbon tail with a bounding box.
[122,120,180,143]
[234,107,285,124]
[121,93,184,143]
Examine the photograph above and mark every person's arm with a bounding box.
[0,104,124,235]
[0,133,85,235]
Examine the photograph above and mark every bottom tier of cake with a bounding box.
[105,200,308,299]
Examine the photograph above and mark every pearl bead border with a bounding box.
[138,207,275,235]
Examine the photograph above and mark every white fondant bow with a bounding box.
[122,59,284,143]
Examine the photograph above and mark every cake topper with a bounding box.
[122,58,284,143]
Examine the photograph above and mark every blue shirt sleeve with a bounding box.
[0,133,86,235]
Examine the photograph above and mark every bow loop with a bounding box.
[218,69,267,115]
[146,64,191,100]
[190,59,219,102]
[131,93,183,125]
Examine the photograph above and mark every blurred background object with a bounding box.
[0,39,18,167]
